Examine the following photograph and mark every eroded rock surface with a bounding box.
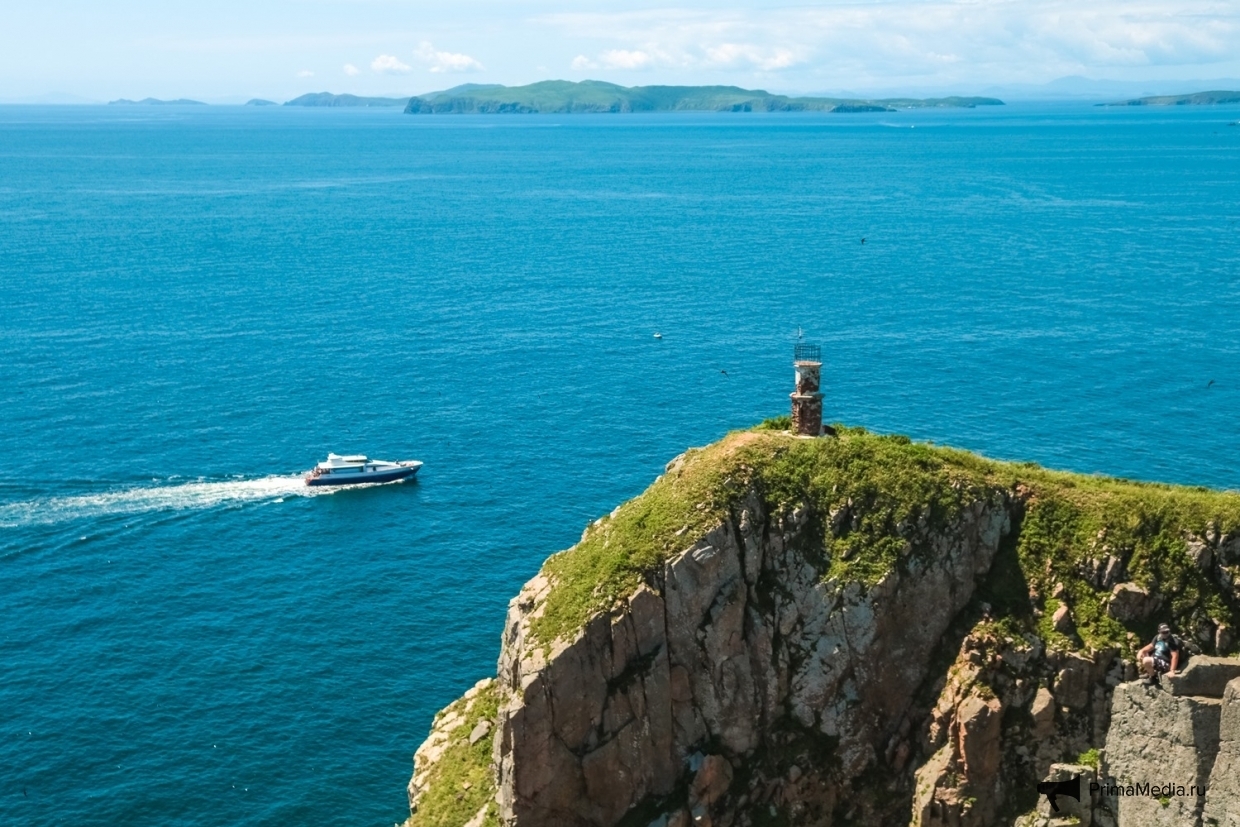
[494,487,1012,825]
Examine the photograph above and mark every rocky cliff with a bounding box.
[403,426,1240,827]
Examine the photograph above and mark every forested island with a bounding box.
[284,93,409,107]
[1102,90,1240,106]
[403,80,1003,114]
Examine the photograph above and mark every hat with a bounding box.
[1158,623,1171,633]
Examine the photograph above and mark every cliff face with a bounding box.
[495,479,1010,824]
[403,427,1240,827]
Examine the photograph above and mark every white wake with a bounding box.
[0,475,319,528]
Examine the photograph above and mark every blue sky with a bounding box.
[3,0,1239,101]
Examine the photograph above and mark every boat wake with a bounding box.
[0,475,319,528]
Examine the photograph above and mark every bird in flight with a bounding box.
[1207,380,1216,388]
[720,369,729,377]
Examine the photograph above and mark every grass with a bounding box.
[527,424,1240,653]
[406,681,501,827]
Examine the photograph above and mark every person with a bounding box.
[1137,623,1181,685]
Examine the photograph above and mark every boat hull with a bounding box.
[305,463,420,487]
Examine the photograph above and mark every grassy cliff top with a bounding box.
[405,80,1003,114]
[531,423,1240,653]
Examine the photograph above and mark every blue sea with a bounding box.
[2,102,1239,827]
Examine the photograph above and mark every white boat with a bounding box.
[305,453,422,487]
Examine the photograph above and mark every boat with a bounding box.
[305,453,422,487]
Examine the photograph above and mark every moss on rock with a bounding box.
[405,680,500,827]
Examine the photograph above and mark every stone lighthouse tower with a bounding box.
[790,343,823,436]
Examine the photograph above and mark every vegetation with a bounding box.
[529,425,1240,652]
[284,92,409,107]
[405,682,501,827]
[405,80,1004,114]
[1101,90,1240,107]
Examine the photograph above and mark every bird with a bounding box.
[861,237,866,244]
[720,370,729,377]
[1207,380,1216,388]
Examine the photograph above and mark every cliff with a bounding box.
[403,81,1003,114]
[404,425,1240,827]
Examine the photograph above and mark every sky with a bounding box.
[2,0,1239,102]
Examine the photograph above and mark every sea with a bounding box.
[2,102,1239,827]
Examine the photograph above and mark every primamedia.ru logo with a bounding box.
[1093,780,1207,798]
[1037,774,1206,813]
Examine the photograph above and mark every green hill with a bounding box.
[284,92,409,107]
[404,80,1003,114]
[1101,90,1240,106]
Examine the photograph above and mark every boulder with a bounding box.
[1031,686,1057,738]
[1186,539,1213,570]
[1203,677,1240,827]
[1162,656,1240,697]
[1102,681,1221,826]
[1106,583,1158,623]
[1055,655,1095,710]
[957,692,1004,784]
[689,755,733,809]
[1053,602,1075,634]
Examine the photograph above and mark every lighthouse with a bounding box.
[790,343,823,436]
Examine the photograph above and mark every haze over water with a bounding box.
[2,103,1239,827]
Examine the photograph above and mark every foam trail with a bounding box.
[0,476,317,528]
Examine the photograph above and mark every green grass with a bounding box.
[406,681,501,827]
[528,425,1240,652]
[1077,748,1100,769]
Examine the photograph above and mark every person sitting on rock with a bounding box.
[1137,623,1181,684]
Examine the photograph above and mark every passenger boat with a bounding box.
[305,453,422,487]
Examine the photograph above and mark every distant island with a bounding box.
[403,80,1004,114]
[1101,90,1240,106]
[108,98,206,106]
[245,99,277,107]
[284,92,409,108]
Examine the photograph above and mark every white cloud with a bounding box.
[703,44,799,71]
[371,54,412,74]
[296,69,314,78]
[343,63,360,76]
[600,49,654,70]
[415,41,484,73]
[541,1,1240,85]
[571,55,597,70]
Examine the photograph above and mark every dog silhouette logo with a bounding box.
[1036,775,1081,812]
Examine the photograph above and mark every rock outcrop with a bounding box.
[494,488,1012,825]
[400,427,1240,827]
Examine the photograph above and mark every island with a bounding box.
[402,421,1240,827]
[245,98,277,107]
[1101,90,1240,106]
[108,98,206,106]
[402,80,1003,114]
[283,92,409,107]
